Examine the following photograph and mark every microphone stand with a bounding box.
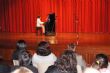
[75,18,79,46]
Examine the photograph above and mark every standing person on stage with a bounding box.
[36,16,45,34]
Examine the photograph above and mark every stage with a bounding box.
[0,33,110,64]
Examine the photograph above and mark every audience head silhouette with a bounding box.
[45,65,60,73]
[55,50,77,73]
[36,41,51,56]
[92,53,108,69]
[16,40,26,50]
[67,43,76,51]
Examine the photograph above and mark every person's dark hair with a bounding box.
[45,65,60,73]
[67,43,76,51]
[36,41,51,56]
[18,50,32,66]
[37,16,40,18]
[55,50,77,73]
[95,53,108,68]
[16,40,26,50]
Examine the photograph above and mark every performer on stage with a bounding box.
[36,16,45,34]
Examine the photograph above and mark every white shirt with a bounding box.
[100,68,110,73]
[107,62,110,70]
[76,54,86,70]
[36,18,44,27]
[84,67,100,73]
[32,53,57,73]
[77,64,83,73]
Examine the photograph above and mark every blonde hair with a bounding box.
[11,67,33,73]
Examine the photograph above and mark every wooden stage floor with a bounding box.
[0,33,110,64]
[0,32,110,48]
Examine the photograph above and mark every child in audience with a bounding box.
[84,53,110,73]
[96,54,110,73]
[12,40,27,66]
[12,40,38,73]
[32,41,57,73]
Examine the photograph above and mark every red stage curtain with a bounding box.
[0,0,110,33]
[108,0,110,32]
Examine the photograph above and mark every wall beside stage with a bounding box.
[0,0,110,33]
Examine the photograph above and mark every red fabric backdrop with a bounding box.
[0,0,110,33]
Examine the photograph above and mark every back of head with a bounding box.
[16,40,26,50]
[95,53,108,68]
[45,65,60,73]
[18,50,32,66]
[67,43,76,51]
[11,67,33,73]
[37,16,40,18]
[36,41,51,56]
[55,50,77,73]
[92,53,108,70]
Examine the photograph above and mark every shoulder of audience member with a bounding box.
[84,67,100,73]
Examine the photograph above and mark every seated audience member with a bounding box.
[12,40,27,66]
[84,58,101,73]
[84,53,110,73]
[46,50,82,73]
[67,43,86,70]
[18,50,32,66]
[11,66,33,73]
[95,54,110,73]
[12,46,38,73]
[32,41,57,73]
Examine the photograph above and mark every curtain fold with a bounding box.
[0,0,109,33]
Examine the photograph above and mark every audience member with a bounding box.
[12,40,27,66]
[32,41,57,73]
[12,40,38,73]
[84,53,110,73]
[67,43,86,70]
[18,50,32,66]
[95,54,110,73]
[46,50,82,73]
